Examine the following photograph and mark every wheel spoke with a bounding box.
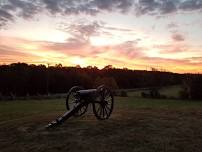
[104,93,110,99]
[102,107,105,118]
[66,86,88,117]
[93,85,114,120]
[96,105,101,113]
[105,104,111,111]
[104,106,109,117]
[105,99,112,103]
[106,102,112,107]
[99,106,103,116]
[104,96,112,101]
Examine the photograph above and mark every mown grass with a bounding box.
[117,97,202,109]
[0,99,65,123]
[1,97,201,123]
[0,97,202,152]
[127,85,182,98]
[159,85,182,98]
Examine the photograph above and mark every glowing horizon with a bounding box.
[0,0,202,73]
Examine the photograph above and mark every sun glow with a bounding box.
[90,36,122,46]
[21,44,38,50]
[71,56,86,67]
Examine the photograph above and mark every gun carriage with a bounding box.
[46,85,114,128]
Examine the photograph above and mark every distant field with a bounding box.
[1,97,202,152]
[127,85,182,98]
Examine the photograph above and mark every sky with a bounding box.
[0,0,202,73]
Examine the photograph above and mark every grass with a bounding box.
[127,85,182,98]
[0,97,202,152]
[159,85,182,98]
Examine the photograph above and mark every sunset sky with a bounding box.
[0,0,202,73]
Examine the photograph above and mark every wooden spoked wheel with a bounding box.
[93,85,114,120]
[66,86,88,117]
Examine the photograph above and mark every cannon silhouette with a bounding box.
[46,85,114,128]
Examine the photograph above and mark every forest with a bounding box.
[0,62,185,96]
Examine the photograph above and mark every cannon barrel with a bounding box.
[46,101,88,128]
[46,85,114,128]
[77,89,97,96]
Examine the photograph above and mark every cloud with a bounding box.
[179,0,202,11]
[90,0,133,13]
[135,0,159,16]
[140,56,202,69]
[167,22,178,29]
[9,0,40,18]
[104,26,135,32]
[0,45,29,56]
[47,0,202,17]
[1,0,40,18]
[135,0,202,16]
[0,9,13,28]
[154,44,187,54]
[42,0,61,14]
[0,0,40,28]
[172,33,185,41]
[40,22,145,59]
[42,39,144,59]
[0,9,13,20]
[41,0,202,17]
[41,39,88,57]
[0,44,40,64]
[0,21,144,60]
[0,36,201,73]
[186,56,202,64]
[42,0,132,16]
[1,0,202,29]
[112,40,144,58]
[43,0,133,15]
[67,21,102,40]
[42,0,99,15]
[160,0,177,14]
[134,0,178,16]
[141,56,187,65]
[47,21,103,56]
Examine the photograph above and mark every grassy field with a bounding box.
[127,85,182,98]
[1,97,202,152]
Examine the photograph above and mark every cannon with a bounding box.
[46,85,114,128]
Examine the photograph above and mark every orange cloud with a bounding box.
[0,36,202,73]
[154,44,187,54]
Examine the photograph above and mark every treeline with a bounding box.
[180,74,202,100]
[0,63,183,96]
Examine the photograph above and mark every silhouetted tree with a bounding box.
[0,62,188,97]
[94,77,119,89]
[189,75,202,100]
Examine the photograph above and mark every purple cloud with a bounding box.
[167,22,178,29]
[172,33,185,41]
[1,0,202,29]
